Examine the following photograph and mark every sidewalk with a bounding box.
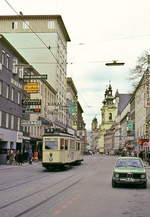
[0,161,41,170]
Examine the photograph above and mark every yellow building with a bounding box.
[98,84,117,153]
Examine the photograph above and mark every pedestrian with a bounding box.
[28,151,33,164]
[9,150,15,165]
[139,151,144,160]
[6,151,10,164]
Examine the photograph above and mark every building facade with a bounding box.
[0,15,70,129]
[0,35,30,163]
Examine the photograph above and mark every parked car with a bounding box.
[112,157,147,188]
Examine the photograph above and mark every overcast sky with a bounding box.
[1,0,150,130]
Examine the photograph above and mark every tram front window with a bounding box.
[45,140,58,150]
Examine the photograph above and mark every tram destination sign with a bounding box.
[23,74,47,80]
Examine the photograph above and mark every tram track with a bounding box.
[0,174,76,210]
[0,172,54,192]
[14,177,81,217]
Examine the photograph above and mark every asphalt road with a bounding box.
[0,155,150,217]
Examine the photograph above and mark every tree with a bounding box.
[129,50,150,90]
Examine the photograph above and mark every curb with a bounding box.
[0,162,41,170]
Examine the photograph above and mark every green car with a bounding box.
[112,157,147,188]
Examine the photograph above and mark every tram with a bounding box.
[42,128,83,170]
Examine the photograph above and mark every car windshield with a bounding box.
[116,159,143,168]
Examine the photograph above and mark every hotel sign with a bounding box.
[24,82,40,94]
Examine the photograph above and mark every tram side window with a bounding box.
[60,138,64,150]
[65,140,68,150]
[45,140,57,150]
[77,142,80,150]
[70,140,76,150]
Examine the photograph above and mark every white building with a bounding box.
[0,15,70,128]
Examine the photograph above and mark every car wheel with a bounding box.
[112,180,117,188]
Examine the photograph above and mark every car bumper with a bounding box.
[112,177,147,185]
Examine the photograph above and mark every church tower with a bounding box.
[91,117,98,131]
[98,82,117,153]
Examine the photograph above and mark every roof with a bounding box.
[0,15,71,41]
[117,93,132,114]
[67,77,77,95]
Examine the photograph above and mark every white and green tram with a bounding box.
[42,128,83,170]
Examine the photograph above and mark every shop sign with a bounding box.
[24,82,40,94]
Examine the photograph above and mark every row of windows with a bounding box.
[1,50,24,79]
[0,110,20,131]
[0,80,21,104]
[44,138,81,150]
[11,21,55,30]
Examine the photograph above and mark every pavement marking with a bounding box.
[53,210,62,215]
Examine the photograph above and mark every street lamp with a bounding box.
[105,60,125,66]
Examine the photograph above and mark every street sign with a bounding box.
[23,74,47,80]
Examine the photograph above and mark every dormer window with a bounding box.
[12,22,18,29]
[23,21,29,29]
[48,21,55,29]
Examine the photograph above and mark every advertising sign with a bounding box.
[24,82,40,94]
